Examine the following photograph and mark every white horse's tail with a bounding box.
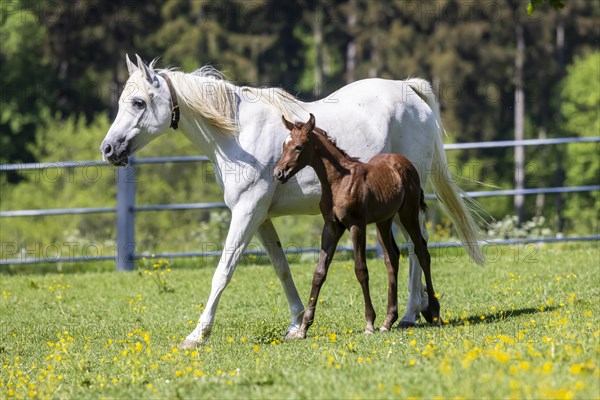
[406,78,485,265]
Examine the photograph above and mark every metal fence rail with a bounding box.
[5,187,600,218]
[443,136,600,150]
[2,136,598,172]
[2,235,599,266]
[1,136,599,267]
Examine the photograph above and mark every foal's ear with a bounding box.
[282,115,295,132]
[305,113,316,132]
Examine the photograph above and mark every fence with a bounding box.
[1,136,599,269]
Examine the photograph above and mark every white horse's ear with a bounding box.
[125,54,137,75]
[282,115,295,132]
[135,54,159,86]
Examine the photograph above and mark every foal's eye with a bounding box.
[131,98,146,110]
[294,145,303,152]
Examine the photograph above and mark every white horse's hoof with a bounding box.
[397,320,417,329]
[178,339,200,350]
[284,330,306,340]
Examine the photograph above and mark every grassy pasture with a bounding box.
[1,243,599,399]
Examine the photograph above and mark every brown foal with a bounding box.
[274,114,440,338]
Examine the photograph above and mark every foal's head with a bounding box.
[274,113,316,183]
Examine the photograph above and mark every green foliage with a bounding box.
[487,215,553,239]
[150,0,303,85]
[29,111,111,162]
[0,6,55,164]
[0,113,116,253]
[293,21,344,94]
[1,244,599,398]
[528,0,565,15]
[0,112,229,260]
[561,52,600,136]
[138,257,175,294]
[561,51,600,234]
[2,0,599,262]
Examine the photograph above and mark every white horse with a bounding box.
[101,55,483,347]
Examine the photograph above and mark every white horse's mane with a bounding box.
[137,63,300,134]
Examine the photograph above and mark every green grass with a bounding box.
[1,243,599,399]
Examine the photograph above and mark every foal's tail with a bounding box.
[406,78,485,265]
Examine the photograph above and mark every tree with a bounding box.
[2,0,600,254]
[561,51,600,234]
[0,5,56,165]
[528,0,565,14]
[0,0,161,165]
[150,0,304,87]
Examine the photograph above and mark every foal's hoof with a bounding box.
[423,299,442,326]
[421,308,434,324]
[379,326,390,332]
[421,310,442,326]
[178,339,200,350]
[396,320,417,329]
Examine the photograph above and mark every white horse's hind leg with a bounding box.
[255,220,305,337]
[183,206,265,347]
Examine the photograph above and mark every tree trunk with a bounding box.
[535,100,547,216]
[554,14,566,232]
[368,3,379,78]
[313,2,323,97]
[345,0,357,84]
[514,22,526,224]
[109,14,120,120]
[368,35,379,78]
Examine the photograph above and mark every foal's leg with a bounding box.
[255,220,305,338]
[375,218,400,331]
[396,216,428,328]
[417,212,433,321]
[297,221,345,339]
[349,223,377,334]
[399,211,441,326]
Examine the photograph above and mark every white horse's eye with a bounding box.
[131,98,146,110]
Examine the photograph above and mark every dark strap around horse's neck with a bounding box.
[158,72,180,130]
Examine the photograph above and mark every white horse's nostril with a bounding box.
[104,143,113,156]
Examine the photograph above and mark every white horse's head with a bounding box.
[100,54,177,166]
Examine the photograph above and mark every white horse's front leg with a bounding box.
[397,213,429,327]
[182,206,265,347]
[255,220,305,337]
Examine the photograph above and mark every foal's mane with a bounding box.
[299,123,360,163]
[141,63,301,134]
